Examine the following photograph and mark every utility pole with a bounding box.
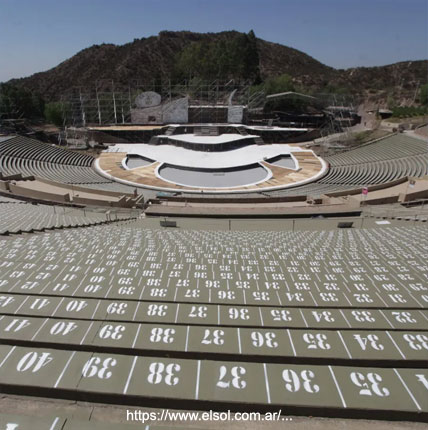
[79,88,86,127]
[412,81,420,105]
[96,85,102,125]
[112,80,118,124]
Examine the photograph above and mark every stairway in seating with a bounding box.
[164,126,176,136]
[254,136,264,145]
[236,126,249,136]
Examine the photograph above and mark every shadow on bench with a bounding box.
[160,218,177,228]
[337,221,354,228]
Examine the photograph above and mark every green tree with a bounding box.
[241,30,261,81]
[174,31,261,82]
[263,73,295,95]
[420,84,428,106]
[0,83,45,119]
[387,93,395,109]
[44,102,64,126]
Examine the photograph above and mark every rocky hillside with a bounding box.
[8,30,427,103]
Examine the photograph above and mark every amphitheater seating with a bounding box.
[0,220,426,421]
[364,203,428,221]
[0,194,22,203]
[264,134,428,197]
[0,135,137,193]
[0,130,427,425]
[0,201,134,234]
[1,133,427,200]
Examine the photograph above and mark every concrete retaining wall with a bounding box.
[9,184,71,203]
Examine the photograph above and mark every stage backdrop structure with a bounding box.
[59,80,257,127]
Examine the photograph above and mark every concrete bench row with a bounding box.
[0,293,427,329]
[0,344,425,420]
[0,315,426,365]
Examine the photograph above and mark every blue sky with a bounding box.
[0,0,427,82]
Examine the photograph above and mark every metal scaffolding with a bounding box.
[60,79,255,126]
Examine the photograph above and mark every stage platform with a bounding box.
[95,142,327,193]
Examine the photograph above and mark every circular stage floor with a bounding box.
[95,141,328,194]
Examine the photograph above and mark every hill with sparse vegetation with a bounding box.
[3,30,427,110]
